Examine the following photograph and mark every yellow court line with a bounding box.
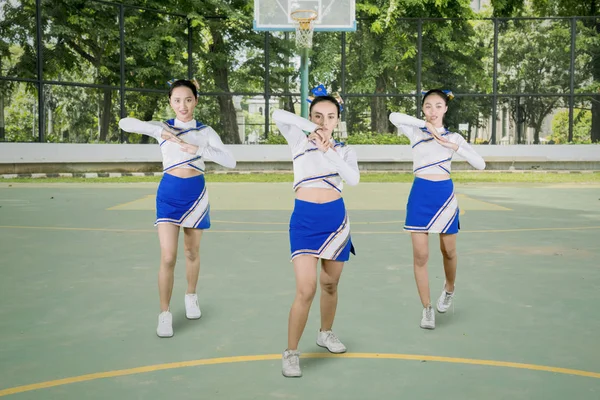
[211,220,407,225]
[212,220,287,225]
[461,225,600,234]
[0,225,284,234]
[0,352,598,397]
[106,195,155,210]
[0,225,156,233]
[1,225,600,235]
[456,193,513,211]
[350,226,600,234]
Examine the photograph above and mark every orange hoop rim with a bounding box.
[290,9,318,25]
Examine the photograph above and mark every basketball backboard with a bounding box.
[254,0,356,31]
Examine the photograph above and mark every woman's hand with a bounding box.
[179,142,200,155]
[433,135,459,151]
[308,128,332,152]
[160,128,204,154]
[424,122,441,140]
[160,129,183,144]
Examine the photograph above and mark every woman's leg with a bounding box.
[317,259,347,353]
[183,227,203,294]
[157,223,181,311]
[319,260,344,332]
[435,233,458,313]
[439,233,457,292]
[182,228,203,319]
[287,256,318,350]
[411,232,431,307]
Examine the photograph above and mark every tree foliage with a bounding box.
[0,0,598,144]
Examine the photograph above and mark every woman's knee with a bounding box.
[184,247,199,263]
[296,283,317,303]
[440,245,457,260]
[413,250,429,266]
[320,279,339,295]
[160,250,177,268]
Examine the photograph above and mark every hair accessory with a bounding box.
[422,89,454,100]
[167,79,200,90]
[307,84,345,111]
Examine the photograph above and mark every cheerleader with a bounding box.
[389,89,485,330]
[272,87,359,377]
[119,79,236,338]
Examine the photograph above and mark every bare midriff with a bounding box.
[295,187,342,203]
[415,173,450,181]
[165,168,204,178]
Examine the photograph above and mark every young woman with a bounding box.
[389,89,485,330]
[119,79,236,338]
[272,92,359,377]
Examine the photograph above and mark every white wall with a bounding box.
[0,143,598,164]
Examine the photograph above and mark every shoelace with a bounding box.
[443,292,453,306]
[326,332,341,344]
[287,353,299,367]
[425,307,433,320]
[444,291,456,314]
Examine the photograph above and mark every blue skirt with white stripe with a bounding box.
[289,198,355,262]
[405,177,459,234]
[155,173,210,229]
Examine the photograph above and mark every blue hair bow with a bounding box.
[306,84,344,111]
[311,84,328,97]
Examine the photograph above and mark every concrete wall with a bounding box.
[0,143,598,173]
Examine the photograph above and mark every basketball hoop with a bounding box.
[291,9,318,49]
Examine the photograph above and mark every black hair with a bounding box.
[168,80,198,99]
[422,89,449,105]
[309,95,341,118]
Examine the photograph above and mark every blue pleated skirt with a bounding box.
[405,177,459,234]
[155,173,210,229]
[289,198,355,261]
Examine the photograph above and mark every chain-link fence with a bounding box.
[1,1,598,144]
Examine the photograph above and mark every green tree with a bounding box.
[121,6,188,143]
[497,18,574,143]
[550,108,592,143]
[496,0,600,143]
[42,0,122,142]
[0,0,37,141]
[183,0,264,143]
[309,0,491,136]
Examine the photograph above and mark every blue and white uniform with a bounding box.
[272,109,359,261]
[119,117,236,228]
[389,112,485,234]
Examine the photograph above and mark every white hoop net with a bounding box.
[291,10,317,49]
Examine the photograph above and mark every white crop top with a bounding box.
[389,113,486,174]
[119,118,236,172]
[272,110,360,192]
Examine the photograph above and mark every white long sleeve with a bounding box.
[454,135,486,170]
[389,112,426,142]
[119,117,234,173]
[389,113,486,174]
[323,147,360,186]
[119,118,163,140]
[389,112,426,128]
[195,128,236,169]
[272,109,318,150]
[272,110,359,192]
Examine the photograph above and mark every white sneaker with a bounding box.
[316,330,347,353]
[185,293,202,319]
[420,306,435,330]
[282,349,302,377]
[436,286,455,313]
[156,311,173,337]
